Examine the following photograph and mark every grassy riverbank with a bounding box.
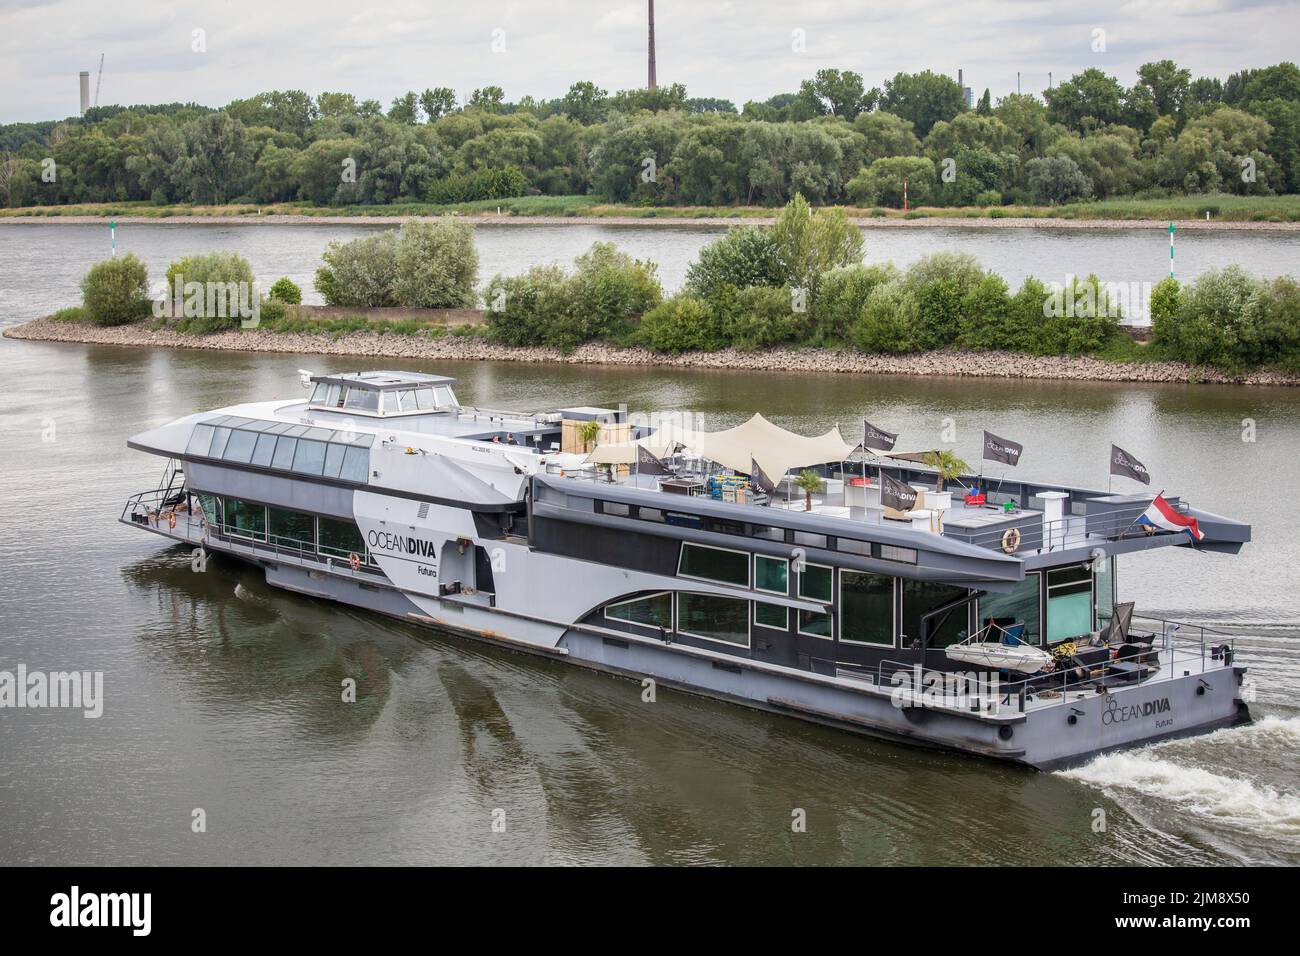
[4,193,1300,225]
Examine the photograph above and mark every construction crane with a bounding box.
[94,53,104,108]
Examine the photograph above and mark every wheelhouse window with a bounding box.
[1046,565,1094,642]
[344,388,380,412]
[677,593,750,647]
[223,497,266,541]
[678,543,749,588]
[604,593,671,631]
[978,574,1042,645]
[754,555,789,595]
[840,570,895,646]
[901,580,969,648]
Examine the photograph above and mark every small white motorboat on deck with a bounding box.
[944,625,1053,674]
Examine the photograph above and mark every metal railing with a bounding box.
[122,489,384,578]
[861,613,1233,714]
[950,499,1194,554]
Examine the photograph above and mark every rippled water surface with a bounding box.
[1,339,1297,865]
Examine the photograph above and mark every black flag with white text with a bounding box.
[1110,444,1151,485]
[863,420,898,452]
[983,430,1023,466]
[880,472,918,512]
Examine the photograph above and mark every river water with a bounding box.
[1,332,1298,865]
[2,221,1300,326]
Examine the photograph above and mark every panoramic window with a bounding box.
[271,436,298,470]
[222,429,257,464]
[678,543,750,588]
[1094,557,1116,629]
[978,573,1042,645]
[223,497,266,541]
[840,570,895,646]
[186,423,214,456]
[754,555,789,595]
[677,593,750,647]
[604,593,672,631]
[268,507,315,550]
[207,426,231,459]
[251,432,277,467]
[291,439,328,476]
[797,608,832,639]
[322,443,347,479]
[318,517,365,560]
[340,445,370,483]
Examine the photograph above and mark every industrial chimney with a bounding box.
[647,0,657,89]
[79,71,90,115]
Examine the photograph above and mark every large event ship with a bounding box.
[121,369,1253,770]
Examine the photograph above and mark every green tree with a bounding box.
[387,91,421,124]
[1025,155,1093,204]
[770,194,864,306]
[880,71,967,137]
[419,88,457,122]
[181,112,253,203]
[853,111,922,162]
[560,81,609,124]
[685,226,782,298]
[846,155,935,206]
[1044,68,1126,131]
[468,86,506,113]
[81,253,149,326]
[392,219,478,308]
[797,69,874,118]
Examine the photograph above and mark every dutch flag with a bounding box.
[1136,492,1204,542]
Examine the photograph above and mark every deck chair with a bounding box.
[1093,601,1135,646]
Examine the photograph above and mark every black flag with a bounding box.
[1110,444,1151,485]
[880,472,918,512]
[983,430,1023,467]
[749,456,777,494]
[637,444,671,476]
[863,420,898,452]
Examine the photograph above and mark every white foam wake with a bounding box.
[1062,749,1300,837]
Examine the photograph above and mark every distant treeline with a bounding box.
[4,61,1297,210]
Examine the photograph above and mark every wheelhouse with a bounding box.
[306,371,459,418]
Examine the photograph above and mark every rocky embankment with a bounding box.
[6,315,1298,386]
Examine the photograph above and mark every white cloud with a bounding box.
[0,0,1296,121]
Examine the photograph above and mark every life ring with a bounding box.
[348,552,362,572]
[167,512,177,530]
[1001,528,1021,554]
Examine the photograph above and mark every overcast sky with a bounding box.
[2,0,1298,123]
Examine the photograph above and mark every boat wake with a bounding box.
[1060,718,1300,844]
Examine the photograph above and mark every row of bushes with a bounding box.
[78,251,302,330]
[314,219,478,308]
[1152,269,1300,372]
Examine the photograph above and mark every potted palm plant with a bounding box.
[794,469,826,512]
[923,450,970,511]
[577,420,602,453]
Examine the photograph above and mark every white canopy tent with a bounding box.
[587,413,857,480]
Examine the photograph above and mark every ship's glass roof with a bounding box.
[186,417,373,483]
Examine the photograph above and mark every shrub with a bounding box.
[80,253,150,326]
[955,273,1014,350]
[483,265,571,347]
[684,226,781,299]
[424,166,527,205]
[315,232,400,307]
[161,250,259,332]
[641,295,724,353]
[902,252,986,348]
[715,285,807,350]
[258,297,288,323]
[1157,266,1266,369]
[849,280,924,353]
[269,277,302,304]
[815,263,900,343]
[1149,276,1181,346]
[1258,277,1300,372]
[568,242,663,342]
[771,194,864,305]
[1026,155,1093,205]
[393,219,478,309]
